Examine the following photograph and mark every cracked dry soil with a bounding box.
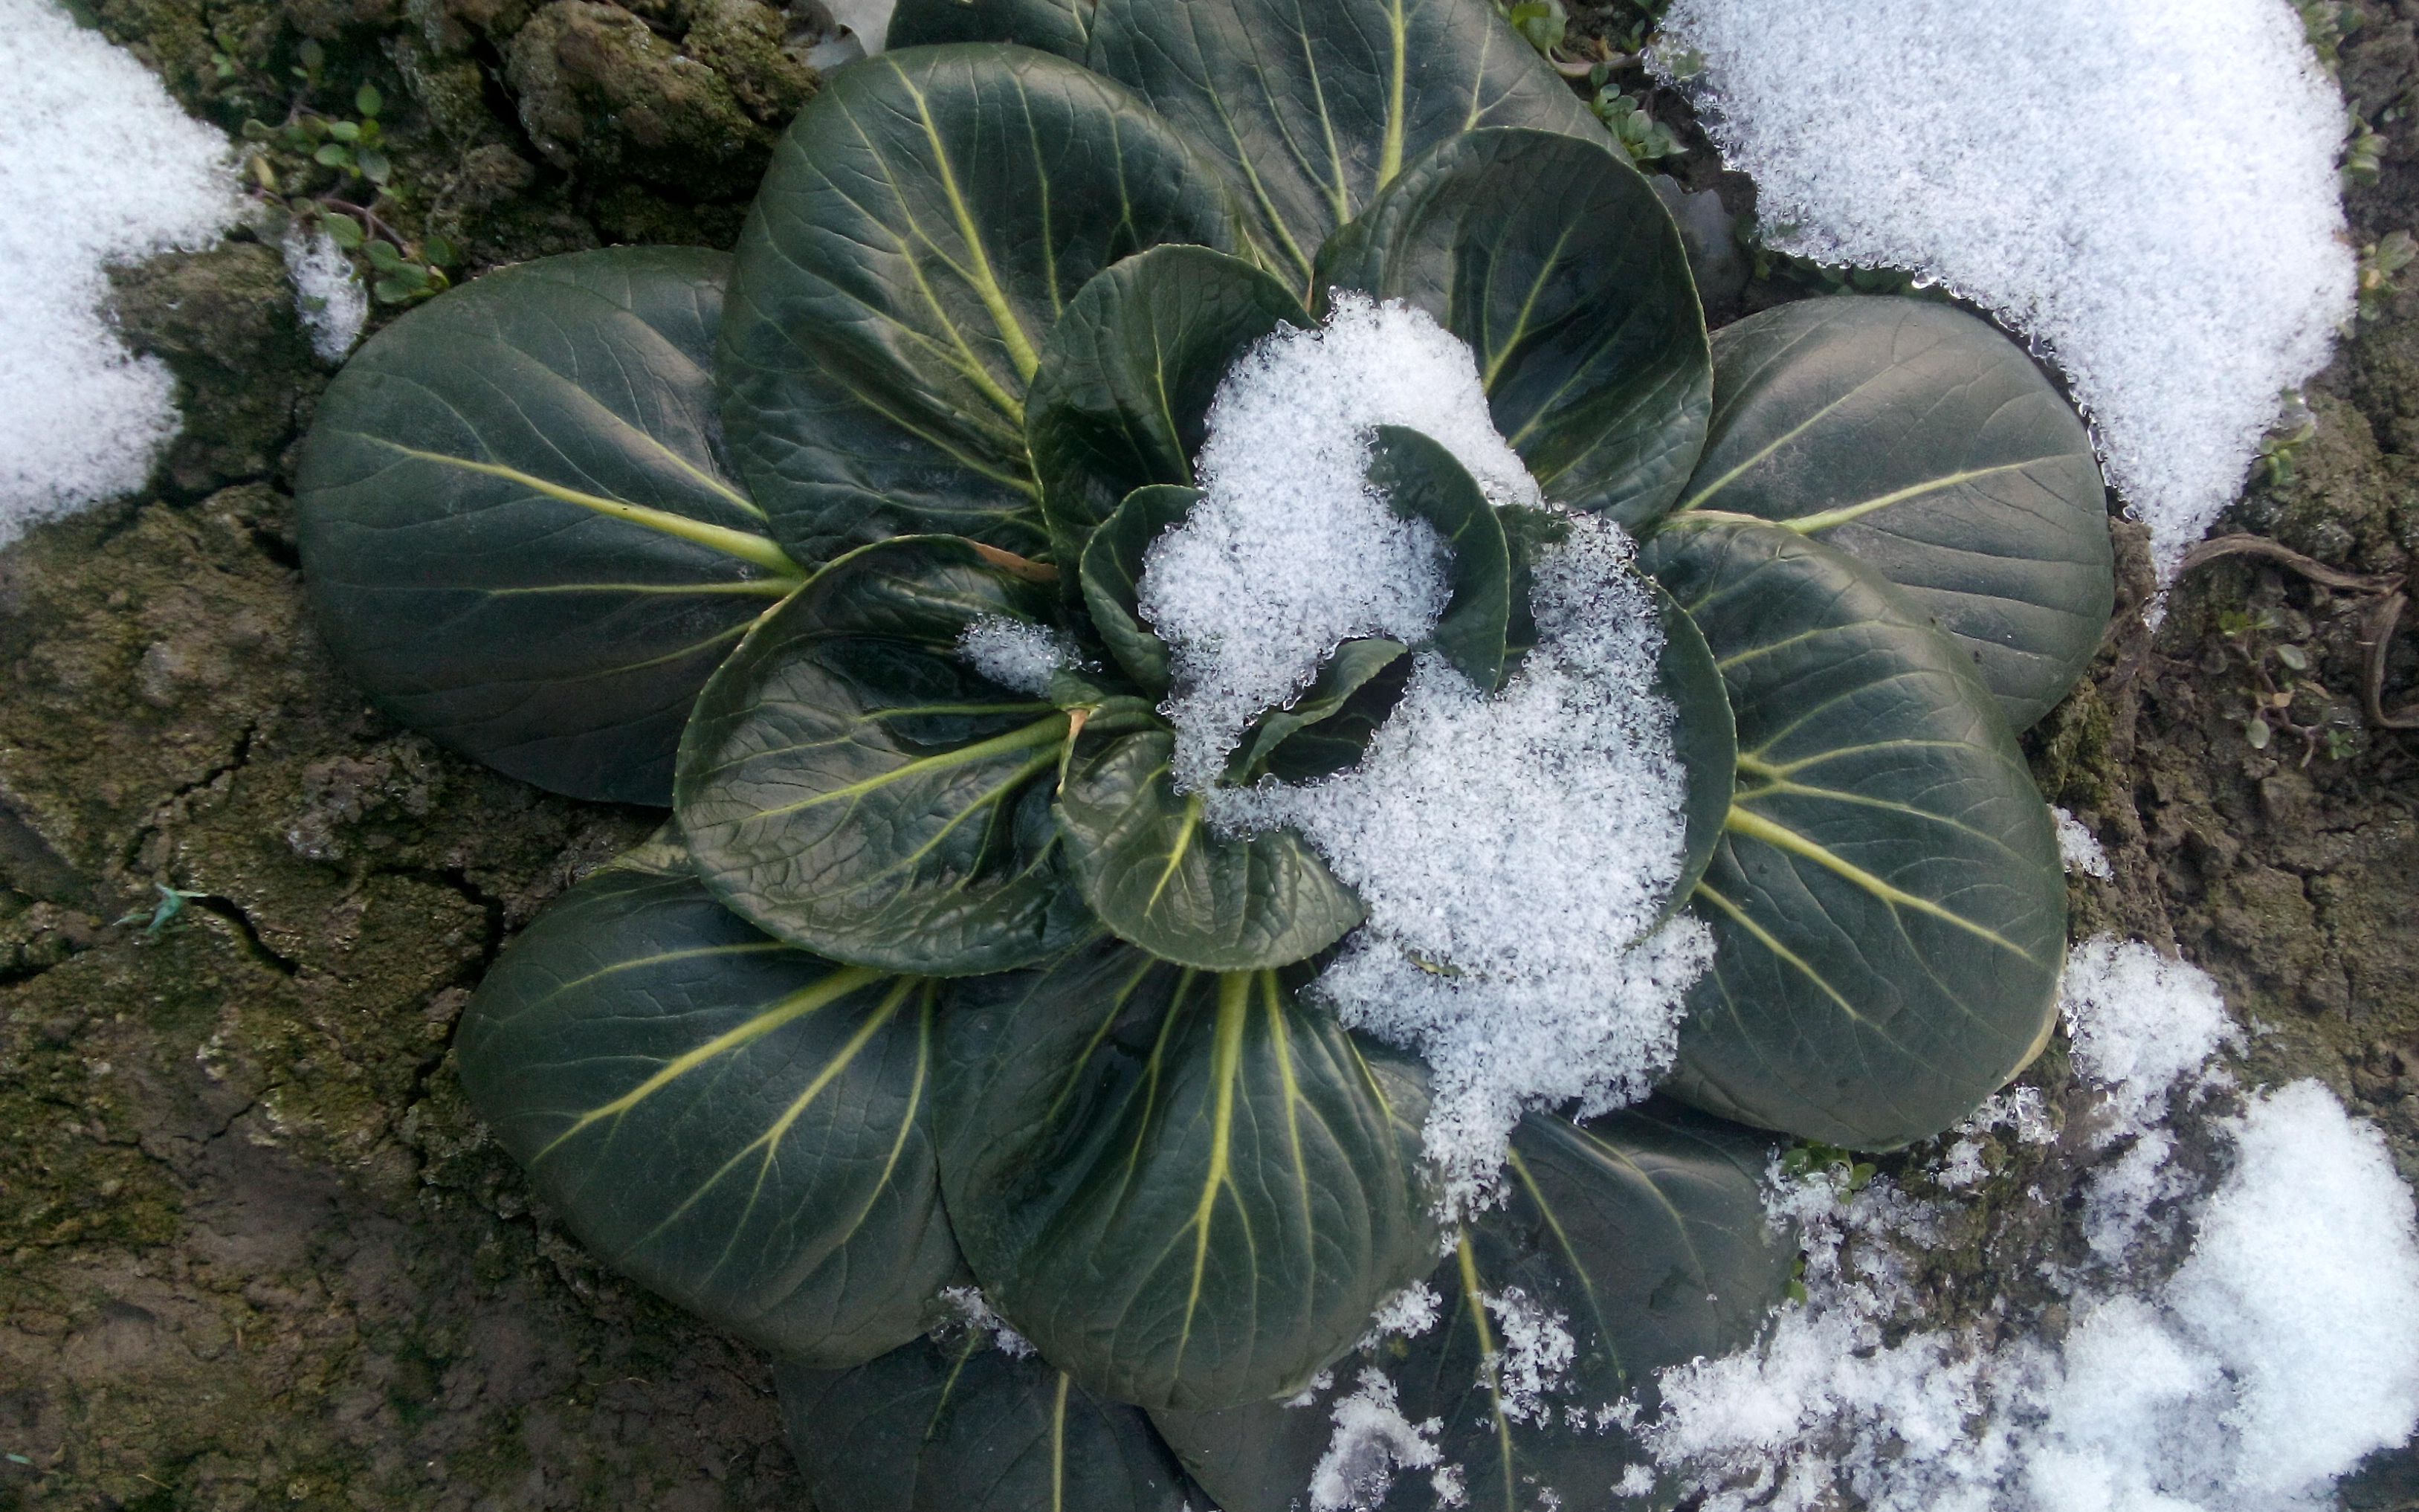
[7,0,2419,1508]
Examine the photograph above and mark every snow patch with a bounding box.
[955,614,1077,697]
[281,224,368,364]
[2051,808,2110,880]
[1638,946,2419,1512]
[1138,293,1542,790]
[0,0,240,543]
[937,1285,1035,1359]
[1359,1280,1443,1348]
[1308,1369,1443,1512]
[1654,0,2356,587]
[1218,516,1709,1213]
[2061,937,2238,1146]
[1481,1288,1577,1426]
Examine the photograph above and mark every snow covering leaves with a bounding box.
[0,0,239,543]
[955,614,1078,697]
[1137,297,1708,1211]
[1307,1369,1444,1512]
[1138,293,1540,791]
[1640,940,2419,1512]
[1654,0,2356,586]
[1214,517,1709,1212]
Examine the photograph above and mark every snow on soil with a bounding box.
[282,223,369,365]
[0,0,240,543]
[1653,0,2356,589]
[2051,807,2110,880]
[1638,939,2419,1512]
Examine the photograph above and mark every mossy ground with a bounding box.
[5,0,2419,1507]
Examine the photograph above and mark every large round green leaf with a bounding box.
[719,45,1248,566]
[1641,517,2067,1148]
[455,862,963,1366]
[778,1331,1200,1512]
[1152,1103,1792,1511]
[886,0,1097,59]
[1673,297,2113,730]
[675,537,1091,975]
[935,941,1441,1410]
[296,248,801,806]
[1028,245,1310,560]
[1319,128,1713,529]
[1056,726,1363,970]
[1084,0,1601,294]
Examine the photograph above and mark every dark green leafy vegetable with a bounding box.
[1672,297,2113,728]
[1153,1103,1791,1510]
[1320,128,1712,527]
[1029,245,1311,560]
[296,247,799,806]
[456,862,964,1366]
[676,537,1091,975]
[935,942,1439,1409]
[778,1331,1201,1512]
[303,4,2116,1496]
[1056,726,1363,970]
[1085,0,1601,292]
[1642,516,2067,1148]
[719,46,1248,566]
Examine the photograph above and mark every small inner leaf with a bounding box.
[1030,245,1311,563]
[1080,484,1200,698]
[1367,424,1511,691]
[1056,726,1362,972]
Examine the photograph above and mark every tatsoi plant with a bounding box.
[294,0,2113,1505]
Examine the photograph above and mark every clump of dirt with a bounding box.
[7,0,2419,1508]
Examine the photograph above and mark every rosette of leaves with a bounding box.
[293,0,2111,1504]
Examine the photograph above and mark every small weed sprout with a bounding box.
[2215,604,2358,764]
[228,42,458,308]
[2255,389,2318,488]
[115,885,206,940]
[2359,231,2417,320]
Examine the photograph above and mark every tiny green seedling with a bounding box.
[2255,390,2317,488]
[2359,231,2416,320]
[115,885,206,940]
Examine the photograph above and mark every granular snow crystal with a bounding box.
[1214,516,1710,1213]
[1138,292,1543,791]
[1654,0,2356,589]
[955,614,1078,697]
[0,0,240,543]
[1308,1369,1445,1512]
